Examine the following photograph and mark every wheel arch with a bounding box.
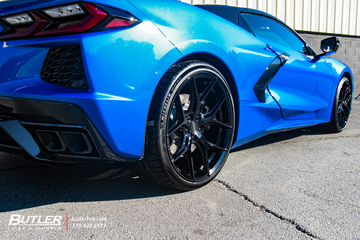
[177,53,240,144]
[342,71,353,87]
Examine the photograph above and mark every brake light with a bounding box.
[36,3,107,37]
[0,2,141,40]
[105,18,133,28]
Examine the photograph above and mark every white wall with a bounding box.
[180,0,360,36]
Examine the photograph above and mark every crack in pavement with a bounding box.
[215,179,323,240]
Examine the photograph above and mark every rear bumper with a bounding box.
[0,97,129,163]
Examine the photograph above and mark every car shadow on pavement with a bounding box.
[231,126,326,152]
[0,160,180,213]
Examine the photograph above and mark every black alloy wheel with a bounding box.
[140,61,235,190]
[336,78,352,129]
[325,77,352,133]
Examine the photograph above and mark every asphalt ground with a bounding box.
[0,100,359,240]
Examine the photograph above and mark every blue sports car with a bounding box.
[0,0,353,190]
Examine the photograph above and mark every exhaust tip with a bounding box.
[61,132,92,154]
[36,130,66,152]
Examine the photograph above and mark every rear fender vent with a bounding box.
[40,44,88,90]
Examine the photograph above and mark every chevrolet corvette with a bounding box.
[0,0,353,190]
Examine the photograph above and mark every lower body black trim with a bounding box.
[0,97,127,163]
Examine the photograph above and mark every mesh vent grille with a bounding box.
[41,45,88,90]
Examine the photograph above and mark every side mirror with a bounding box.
[316,37,341,58]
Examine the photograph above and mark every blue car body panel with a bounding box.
[263,39,334,120]
[0,0,353,161]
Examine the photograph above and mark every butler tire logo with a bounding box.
[9,215,62,226]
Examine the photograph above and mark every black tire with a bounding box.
[139,61,235,191]
[323,77,352,133]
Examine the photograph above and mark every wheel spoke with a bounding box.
[199,117,232,129]
[186,148,195,181]
[168,94,186,136]
[200,94,228,125]
[199,78,218,102]
[212,119,233,129]
[337,106,343,114]
[196,142,210,176]
[172,146,187,163]
[342,110,349,122]
[343,104,351,113]
[338,100,343,107]
[193,131,227,176]
[344,90,352,104]
[208,142,228,151]
[344,97,351,105]
[344,87,351,98]
[188,78,200,116]
[339,88,346,102]
[196,132,227,153]
[338,109,347,127]
[168,122,184,137]
[172,135,190,163]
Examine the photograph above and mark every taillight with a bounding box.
[36,3,107,37]
[0,11,49,39]
[0,2,141,40]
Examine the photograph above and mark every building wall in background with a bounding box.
[181,0,360,36]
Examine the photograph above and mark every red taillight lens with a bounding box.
[36,3,107,37]
[0,2,141,40]
[106,18,133,28]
